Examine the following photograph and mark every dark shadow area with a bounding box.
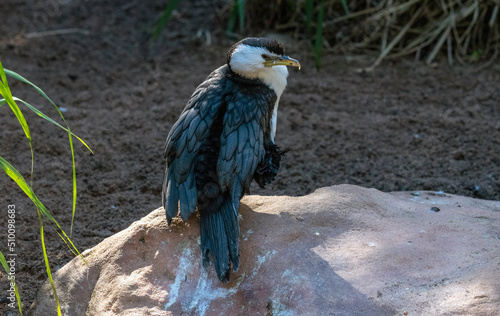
[235,202,395,315]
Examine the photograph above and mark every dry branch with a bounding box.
[324,0,499,67]
[245,0,499,67]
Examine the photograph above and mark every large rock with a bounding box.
[29,185,500,315]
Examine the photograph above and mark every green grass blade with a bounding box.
[6,68,57,109]
[0,63,31,143]
[12,97,93,154]
[68,130,77,238]
[0,88,31,142]
[38,216,61,316]
[237,0,245,31]
[0,251,22,315]
[341,0,350,14]
[5,67,93,241]
[4,69,92,153]
[152,0,182,39]
[2,63,88,253]
[306,0,314,33]
[0,156,56,223]
[2,60,89,315]
[314,1,325,69]
[0,156,87,263]
[226,0,238,34]
[55,228,87,265]
[55,230,79,257]
[4,66,91,241]
[0,60,12,96]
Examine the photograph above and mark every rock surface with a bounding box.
[29,185,500,315]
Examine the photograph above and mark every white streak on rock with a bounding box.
[188,268,239,316]
[164,248,193,310]
[252,250,276,277]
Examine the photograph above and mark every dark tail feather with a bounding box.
[199,194,240,283]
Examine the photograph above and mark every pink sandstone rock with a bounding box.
[28,185,500,315]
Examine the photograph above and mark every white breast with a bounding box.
[270,99,279,142]
[261,66,288,143]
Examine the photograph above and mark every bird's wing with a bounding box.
[217,87,276,211]
[163,67,225,223]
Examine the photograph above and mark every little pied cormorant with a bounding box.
[162,37,300,283]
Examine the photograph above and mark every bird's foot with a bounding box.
[254,144,287,188]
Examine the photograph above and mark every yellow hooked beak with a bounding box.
[264,55,301,70]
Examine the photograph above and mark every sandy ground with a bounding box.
[0,0,499,312]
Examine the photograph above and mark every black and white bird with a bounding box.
[162,37,300,282]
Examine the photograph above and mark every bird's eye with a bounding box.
[261,54,270,60]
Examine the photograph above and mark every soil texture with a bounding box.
[0,0,499,312]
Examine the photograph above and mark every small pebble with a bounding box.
[430,207,440,213]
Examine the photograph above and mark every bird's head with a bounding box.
[227,37,300,84]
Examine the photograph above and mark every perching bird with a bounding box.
[162,37,300,282]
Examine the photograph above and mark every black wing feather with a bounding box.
[162,66,227,221]
[217,85,276,211]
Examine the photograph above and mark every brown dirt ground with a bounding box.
[0,0,499,313]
